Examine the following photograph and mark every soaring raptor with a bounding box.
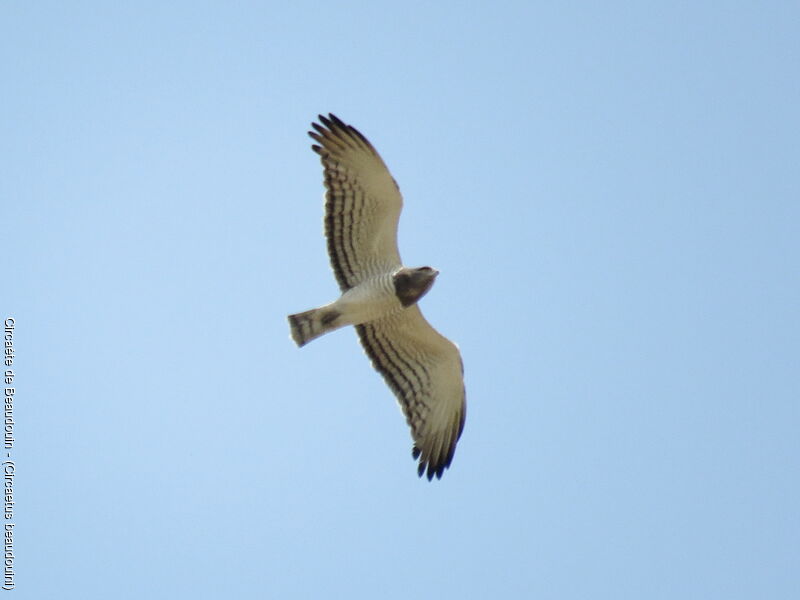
[288,114,466,480]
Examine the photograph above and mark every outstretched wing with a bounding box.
[309,114,403,291]
[356,306,466,480]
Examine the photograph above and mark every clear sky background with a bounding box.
[2,2,798,599]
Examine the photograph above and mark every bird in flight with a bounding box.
[288,114,466,480]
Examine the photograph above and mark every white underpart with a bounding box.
[331,271,403,326]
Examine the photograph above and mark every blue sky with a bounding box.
[3,2,799,598]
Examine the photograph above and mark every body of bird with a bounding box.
[288,114,466,480]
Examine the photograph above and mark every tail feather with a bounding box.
[288,307,341,347]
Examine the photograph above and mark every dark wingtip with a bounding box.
[310,122,327,136]
[309,113,375,155]
[412,446,450,481]
[328,113,346,129]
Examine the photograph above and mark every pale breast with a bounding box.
[334,272,404,326]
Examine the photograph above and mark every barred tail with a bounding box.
[287,307,341,347]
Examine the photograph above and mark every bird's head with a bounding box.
[393,266,439,307]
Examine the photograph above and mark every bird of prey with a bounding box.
[288,114,466,480]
